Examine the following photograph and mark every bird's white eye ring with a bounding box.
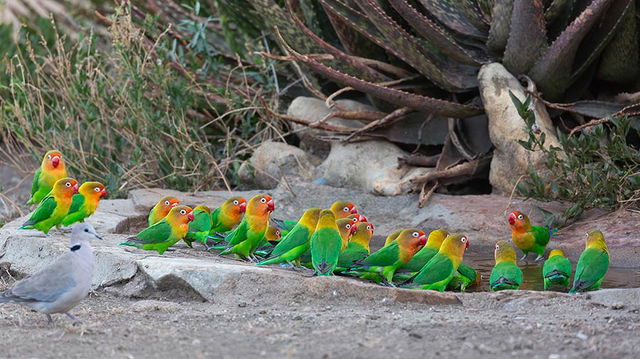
[164,200,170,206]
[233,200,239,205]
[461,237,468,243]
[343,207,349,212]
[180,209,186,215]
[495,244,500,250]
[260,198,267,203]
[412,232,419,237]
[65,182,71,187]
[47,154,52,159]
[345,224,351,229]
[94,187,101,192]
[367,225,371,230]
[517,214,524,220]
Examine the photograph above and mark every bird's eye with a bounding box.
[517,214,523,220]
[460,236,467,243]
[164,200,170,206]
[345,224,351,229]
[412,232,419,237]
[180,209,186,215]
[94,187,100,192]
[367,225,371,231]
[65,182,71,187]
[84,228,89,233]
[260,198,267,203]
[47,154,52,159]
[343,207,349,212]
[233,200,239,205]
[495,244,499,250]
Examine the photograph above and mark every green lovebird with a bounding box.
[61,181,107,226]
[353,229,427,285]
[212,194,275,261]
[570,230,609,294]
[397,229,448,273]
[210,196,247,233]
[27,150,68,205]
[489,240,523,291]
[148,196,180,226]
[509,211,555,261]
[183,205,212,248]
[330,201,358,219]
[120,205,194,255]
[256,208,321,266]
[310,209,343,275]
[20,178,79,234]
[543,249,572,291]
[446,263,479,292]
[336,222,374,269]
[336,218,356,250]
[383,230,402,247]
[407,233,469,291]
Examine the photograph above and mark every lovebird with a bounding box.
[183,205,212,248]
[407,234,469,291]
[354,229,427,285]
[210,196,247,233]
[331,201,358,219]
[148,196,180,226]
[336,218,357,250]
[0,223,101,325]
[215,194,275,260]
[398,229,448,273]
[509,210,554,261]
[257,208,321,266]
[120,205,194,254]
[27,150,68,205]
[543,249,572,290]
[337,222,374,269]
[265,226,282,244]
[569,230,609,293]
[61,181,107,226]
[489,240,523,291]
[20,178,79,234]
[310,209,343,275]
[447,263,479,292]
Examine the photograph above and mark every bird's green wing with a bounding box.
[490,262,523,287]
[543,256,572,278]
[412,254,454,285]
[337,242,368,268]
[457,263,477,281]
[31,168,42,196]
[67,194,85,215]
[269,224,310,258]
[401,247,438,272]
[573,248,609,290]
[310,227,342,274]
[133,220,173,244]
[210,207,222,229]
[531,225,551,247]
[22,196,57,226]
[361,242,400,267]
[226,219,249,246]
[189,210,212,232]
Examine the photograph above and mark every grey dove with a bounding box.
[0,223,101,324]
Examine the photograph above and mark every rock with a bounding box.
[287,97,371,158]
[588,288,640,308]
[478,63,560,194]
[237,141,318,189]
[316,140,432,196]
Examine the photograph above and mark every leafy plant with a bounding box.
[511,93,640,222]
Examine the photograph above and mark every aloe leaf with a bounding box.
[528,0,614,101]
[596,0,639,84]
[388,0,484,65]
[416,0,488,39]
[543,100,628,118]
[487,0,513,55]
[503,0,547,74]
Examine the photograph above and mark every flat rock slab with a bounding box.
[586,288,640,309]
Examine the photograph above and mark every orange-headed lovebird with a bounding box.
[509,210,555,261]
[120,205,194,254]
[148,196,180,226]
[61,181,107,226]
[27,150,68,205]
[20,178,78,234]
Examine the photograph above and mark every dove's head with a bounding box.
[71,223,102,245]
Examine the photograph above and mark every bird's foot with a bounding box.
[46,314,54,325]
[382,281,396,288]
[165,248,176,252]
[65,312,83,326]
[534,255,545,262]
[519,253,528,262]
[280,262,295,269]
[88,289,99,297]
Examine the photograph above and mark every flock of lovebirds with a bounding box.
[17,150,611,295]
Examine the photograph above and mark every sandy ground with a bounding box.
[0,289,638,359]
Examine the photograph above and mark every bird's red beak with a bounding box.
[418,235,427,246]
[187,212,195,221]
[51,156,60,168]
[171,202,178,208]
[72,183,79,194]
[350,206,358,214]
[358,214,368,222]
[350,225,357,235]
[267,199,275,212]
[508,213,516,226]
[100,189,107,198]
[465,241,470,249]
[239,202,247,213]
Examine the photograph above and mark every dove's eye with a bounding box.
[84,228,89,233]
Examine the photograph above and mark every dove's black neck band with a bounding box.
[70,244,82,252]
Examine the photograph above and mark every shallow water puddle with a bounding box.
[463,251,640,292]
